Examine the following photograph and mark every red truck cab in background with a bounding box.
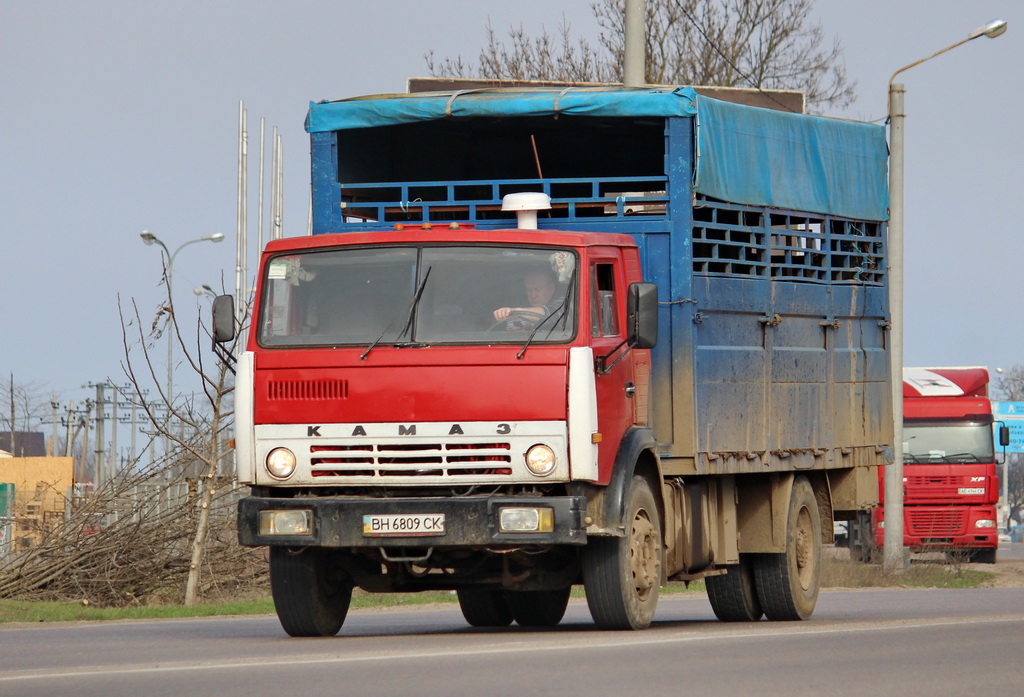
[853,367,1008,563]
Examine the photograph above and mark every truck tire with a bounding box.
[457,588,514,627]
[270,547,353,637]
[969,548,997,564]
[582,475,661,630]
[706,554,763,622]
[505,587,572,627]
[752,476,821,620]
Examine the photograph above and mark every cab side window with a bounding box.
[590,263,619,338]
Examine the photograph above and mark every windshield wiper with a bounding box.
[517,274,575,360]
[360,267,432,360]
[905,452,983,464]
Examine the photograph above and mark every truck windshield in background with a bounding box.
[903,420,995,463]
[258,245,577,347]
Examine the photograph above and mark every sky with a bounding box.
[2,0,1022,439]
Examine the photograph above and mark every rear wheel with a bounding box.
[505,587,572,627]
[270,547,353,637]
[583,475,662,630]
[706,554,763,622]
[457,588,514,627]
[753,476,821,620]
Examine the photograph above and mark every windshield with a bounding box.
[903,420,995,463]
[258,245,577,347]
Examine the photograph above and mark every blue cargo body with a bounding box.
[303,86,893,478]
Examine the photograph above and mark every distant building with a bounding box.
[0,432,47,458]
[0,456,75,551]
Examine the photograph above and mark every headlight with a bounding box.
[266,447,296,479]
[975,519,996,528]
[259,509,312,536]
[499,507,554,533]
[525,444,556,476]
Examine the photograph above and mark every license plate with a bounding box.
[363,513,446,537]
[958,487,985,495]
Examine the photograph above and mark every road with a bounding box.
[2,586,1022,697]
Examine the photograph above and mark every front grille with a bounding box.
[907,508,966,536]
[309,441,513,478]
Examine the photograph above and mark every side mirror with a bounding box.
[1000,424,1011,448]
[212,295,236,344]
[627,282,658,350]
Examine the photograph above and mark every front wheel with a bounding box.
[752,476,821,620]
[969,548,997,564]
[270,547,353,637]
[505,587,572,627]
[457,588,514,627]
[583,475,662,630]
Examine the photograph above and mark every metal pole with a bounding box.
[881,18,1007,572]
[166,251,175,413]
[258,117,266,259]
[623,0,645,86]
[884,82,906,573]
[236,101,246,319]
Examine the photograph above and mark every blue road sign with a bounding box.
[993,401,1024,453]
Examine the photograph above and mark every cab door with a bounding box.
[589,257,634,482]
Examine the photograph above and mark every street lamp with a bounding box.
[885,18,1006,573]
[193,284,217,299]
[139,231,225,408]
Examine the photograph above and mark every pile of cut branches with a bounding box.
[0,459,266,606]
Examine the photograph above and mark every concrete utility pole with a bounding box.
[49,398,59,456]
[884,18,1006,573]
[63,401,75,458]
[79,400,93,484]
[623,0,645,87]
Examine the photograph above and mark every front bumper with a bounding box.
[238,494,588,548]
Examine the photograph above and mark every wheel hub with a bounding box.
[630,511,659,597]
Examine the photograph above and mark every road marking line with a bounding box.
[2,614,1023,683]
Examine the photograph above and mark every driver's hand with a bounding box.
[493,307,513,320]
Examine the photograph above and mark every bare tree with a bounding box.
[427,18,616,84]
[426,0,855,111]
[117,273,242,606]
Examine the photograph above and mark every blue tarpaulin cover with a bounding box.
[693,95,889,222]
[306,87,888,222]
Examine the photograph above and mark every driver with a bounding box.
[492,268,561,330]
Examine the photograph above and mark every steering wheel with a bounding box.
[486,309,546,332]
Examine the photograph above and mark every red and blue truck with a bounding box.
[851,367,1007,563]
[214,86,892,635]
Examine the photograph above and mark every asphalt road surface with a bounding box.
[2,586,1022,697]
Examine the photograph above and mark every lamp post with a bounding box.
[140,231,224,408]
[885,18,1006,573]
